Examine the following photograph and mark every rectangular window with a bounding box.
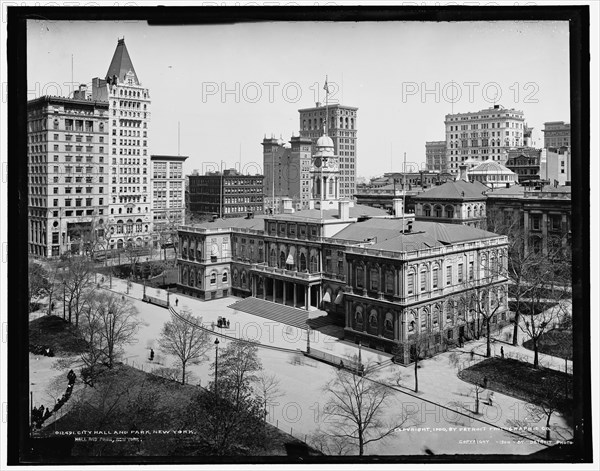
[432,268,439,289]
[407,273,414,295]
[469,261,474,281]
[420,271,426,292]
[458,264,464,283]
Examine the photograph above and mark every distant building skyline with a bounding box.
[27,21,570,180]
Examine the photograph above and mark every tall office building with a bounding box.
[445,104,525,175]
[27,94,109,257]
[425,141,447,171]
[542,121,570,148]
[151,155,188,229]
[262,135,312,213]
[92,38,153,250]
[298,103,358,199]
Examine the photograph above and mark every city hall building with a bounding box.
[177,134,510,363]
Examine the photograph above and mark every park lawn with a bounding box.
[458,357,573,412]
[523,330,572,360]
[29,315,88,356]
[39,363,319,458]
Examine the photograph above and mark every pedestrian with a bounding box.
[149,349,154,361]
[483,376,488,389]
[470,349,474,361]
[211,322,215,331]
[487,391,494,406]
[339,360,344,369]
[175,298,179,307]
[51,301,55,311]
[226,319,230,328]
[500,346,504,359]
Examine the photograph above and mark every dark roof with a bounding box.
[332,219,500,252]
[269,204,388,222]
[414,179,488,200]
[106,39,139,85]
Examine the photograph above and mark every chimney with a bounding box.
[316,101,322,107]
[459,165,468,181]
[392,197,403,217]
[339,200,350,221]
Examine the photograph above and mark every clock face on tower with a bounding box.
[314,157,322,168]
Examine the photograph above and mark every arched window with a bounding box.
[309,255,318,273]
[385,269,394,293]
[300,252,307,271]
[467,206,472,218]
[222,271,228,283]
[270,248,277,267]
[385,312,393,331]
[408,311,416,332]
[423,204,431,217]
[370,267,379,291]
[434,205,442,218]
[280,250,286,268]
[355,306,363,325]
[233,269,238,285]
[210,272,216,285]
[356,264,364,288]
[432,307,440,329]
[369,309,378,327]
[241,271,247,287]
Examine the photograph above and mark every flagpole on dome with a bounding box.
[324,75,329,136]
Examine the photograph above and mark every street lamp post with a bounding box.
[143,277,146,298]
[214,338,220,397]
[62,281,66,320]
[306,324,311,354]
[166,288,170,307]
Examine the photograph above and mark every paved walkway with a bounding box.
[97,274,574,454]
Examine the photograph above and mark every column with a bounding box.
[272,278,276,302]
[293,283,297,308]
[523,211,529,253]
[262,277,266,300]
[541,212,548,255]
[304,285,309,310]
[283,281,287,306]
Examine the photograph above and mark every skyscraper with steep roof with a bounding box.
[92,38,153,250]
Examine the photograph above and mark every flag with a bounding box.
[323,76,329,94]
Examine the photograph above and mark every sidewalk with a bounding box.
[99,274,574,453]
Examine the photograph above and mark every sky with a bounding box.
[27,20,570,180]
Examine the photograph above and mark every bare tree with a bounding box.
[158,309,211,385]
[470,383,485,415]
[394,332,430,393]
[307,428,354,455]
[321,356,412,455]
[61,256,94,327]
[255,371,284,420]
[79,292,142,370]
[210,339,263,409]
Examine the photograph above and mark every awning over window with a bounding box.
[286,246,296,265]
[322,291,331,303]
[334,291,343,304]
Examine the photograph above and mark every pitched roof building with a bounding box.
[177,199,509,363]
